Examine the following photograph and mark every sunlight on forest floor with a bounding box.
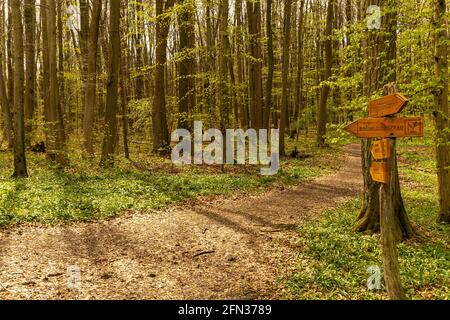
[0,132,345,226]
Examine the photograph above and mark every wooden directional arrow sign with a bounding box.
[371,138,391,160]
[370,161,390,184]
[368,93,409,118]
[344,117,424,139]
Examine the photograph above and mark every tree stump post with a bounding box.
[379,137,406,300]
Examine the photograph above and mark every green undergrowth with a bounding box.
[287,132,449,300]
[0,134,343,226]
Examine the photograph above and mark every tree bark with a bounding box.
[246,0,263,130]
[83,0,103,156]
[0,1,13,148]
[152,0,175,153]
[24,0,36,146]
[11,0,28,177]
[380,138,407,300]
[433,0,450,223]
[45,0,67,165]
[280,0,293,156]
[101,0,121,165]
[177,0,196,131]
[265,0,274,130]
[317,0,334,147]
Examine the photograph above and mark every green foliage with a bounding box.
[0,134,339,226]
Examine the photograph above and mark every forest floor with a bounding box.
[0,144,362,299]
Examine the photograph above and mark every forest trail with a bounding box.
[0,144,363,300]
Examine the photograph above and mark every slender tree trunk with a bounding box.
[293,0,305,138]
[280,0,293,156]
[11,0,28,177]
[101,0,121,165]
[433,0,450,223]
[0,1,13,148]
[265,0,274,130]
[45,0,67,165]
[83,0,103,155]
[235,0,247,128]
[24,0,36,146]
[177,0,196,131]
[246,0,263,130]
[317,0,334,147]
[218,0,230,132]
[152,0,175,153]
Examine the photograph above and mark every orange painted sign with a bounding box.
[370,161,390,184]
[371,138,391,160]
[344,117,424,139]
[368,93,409,118]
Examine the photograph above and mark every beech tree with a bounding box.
[100,0,121,164]
[11,0,28,177]
[432,0,450,223]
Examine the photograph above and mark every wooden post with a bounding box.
[379,137,406,300]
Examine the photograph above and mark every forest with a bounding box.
[0,0,448,300]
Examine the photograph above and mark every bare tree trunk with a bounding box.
[218,0,230,132]
[101,0,121,165]
[152,0,175,153]
[280,0,293,156]
[83,0,103,156]
[11,0,28,177]
[24,0,36,146]
[317,0,334,147]
[293,0,305,138]
[0,0,13,148]
[246,0,263,130]
[433,0,450,223]
[235,0,247,128]
[45,0,67,165]
[177,0,196,131]
[265,0,274,130]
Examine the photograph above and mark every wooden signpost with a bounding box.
[344,92,424,300]
[370,161,390,184]
[371,138,390,160]
[344,117,424,139]
[368,93,409,117]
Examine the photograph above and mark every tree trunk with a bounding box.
[354,0,415,241]
[0,1,13,148]
[11,0,28,177]
[152,0,175,153]
[177,0,196,131]
[100,0,121,165]
[280,0,293,156]
[218,0,230,132]
[45,0,67,165]
[293,0,305,138]
[235,0,247,128]
[265,0,274,130]
[24,0,36,146]
[433,0,450,223]
[246,0,263,130]
[83,0,103,156]
[317,0,334,147]
[380,138,407,300]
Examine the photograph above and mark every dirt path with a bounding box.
[0,144,362,300]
